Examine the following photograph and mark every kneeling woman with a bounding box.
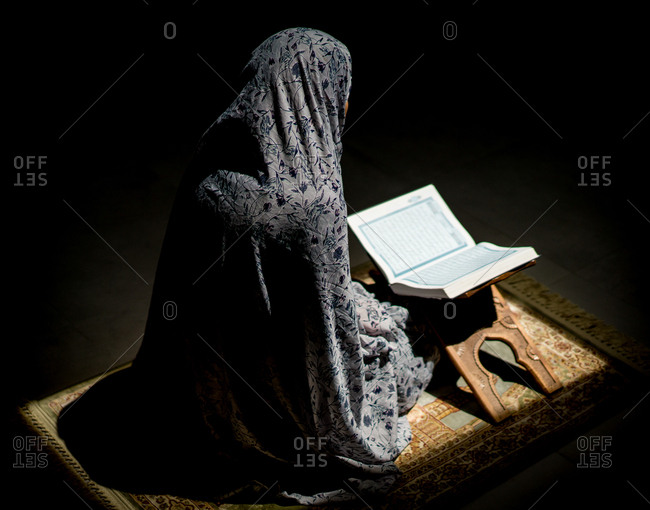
[66,27,434,505]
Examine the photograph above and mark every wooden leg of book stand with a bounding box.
[490,287,563,393]
[438,286,562,423]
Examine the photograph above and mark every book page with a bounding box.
[349,185,475,280]
[399,243,527,287]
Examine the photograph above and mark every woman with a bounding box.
[65,27,434,504]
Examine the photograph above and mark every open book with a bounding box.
[348,184,539,299]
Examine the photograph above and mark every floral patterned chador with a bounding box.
[136,28,434,504]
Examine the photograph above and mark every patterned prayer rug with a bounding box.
[16,273,649,510]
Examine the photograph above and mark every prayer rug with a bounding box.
[16,273,649,510]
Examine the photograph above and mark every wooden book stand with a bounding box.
[351,262,562,423]
[435,285,562,422]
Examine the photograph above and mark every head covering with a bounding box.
[204,27,351,188]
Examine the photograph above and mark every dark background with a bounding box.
[9,1,650,508]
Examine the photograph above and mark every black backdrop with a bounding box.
[11,0,648,160]
[9,0,649,398]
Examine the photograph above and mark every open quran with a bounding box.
[348,184,538,299]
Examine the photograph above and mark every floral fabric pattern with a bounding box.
[140,28,433,504]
